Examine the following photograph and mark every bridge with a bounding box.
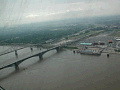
[0,44,42,56]
[0,45,63,71]
[0,46,27,56]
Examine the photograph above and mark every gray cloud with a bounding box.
[0,0,120,27]
[0,0,7,16]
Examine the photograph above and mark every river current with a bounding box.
[0,46,120,90]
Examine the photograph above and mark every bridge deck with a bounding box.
[0,44,38,56]
[0,46,60,70]
[0,48,44,69]
[0,46,27,56]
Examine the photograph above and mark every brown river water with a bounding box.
[0,46,120,90]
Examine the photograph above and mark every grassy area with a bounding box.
[115,33,120,37]
[109,29,120,37]
[110,31,120,37]
[68,31,100,40]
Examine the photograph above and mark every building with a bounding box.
[80,43,92,46]
[108,40,113,43]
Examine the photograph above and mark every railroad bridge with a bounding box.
[0,45,63,70]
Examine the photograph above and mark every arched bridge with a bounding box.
[0,45,64,70]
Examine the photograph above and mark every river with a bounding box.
[0,46,120,90]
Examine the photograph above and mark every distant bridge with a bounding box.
[0,46,27,56]
[0,45,64,70]
[0,44,42,56]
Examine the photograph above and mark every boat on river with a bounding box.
[79,49,101,55]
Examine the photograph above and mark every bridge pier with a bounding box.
[39,54,43,60]
[56,47,60,52]
[30,47,33,51]
[15,50,18,56]
[14,63,19,70]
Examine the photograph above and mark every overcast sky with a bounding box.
[0,0,120,27]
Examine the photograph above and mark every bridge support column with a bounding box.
[40,48,41,50]
[15,50,18,56]
[30,47,33,51]
[56,47,60,52]
[39,54,43,60]
[14,63,19,70]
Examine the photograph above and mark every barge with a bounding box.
[79,49,101,55]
